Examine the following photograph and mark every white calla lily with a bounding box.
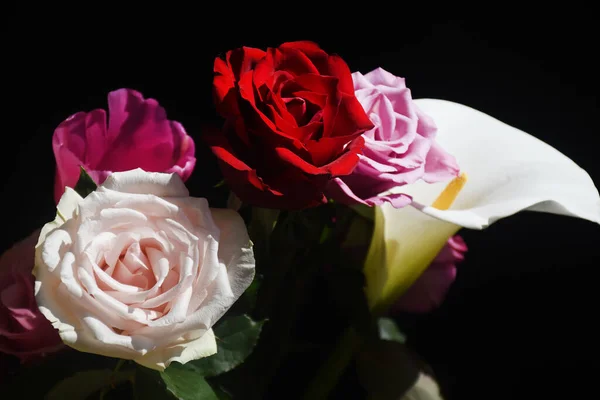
[365,99,600,312]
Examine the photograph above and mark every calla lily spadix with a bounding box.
[364,99,600,314]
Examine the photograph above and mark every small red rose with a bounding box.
[207,41,374,209]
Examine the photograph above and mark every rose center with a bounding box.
[275,78,322,129]
[96,240,179,297]
[283,97,307,125]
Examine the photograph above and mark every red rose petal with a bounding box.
[330,94,375,138]
[327,55,355,95]
[280,41,323,54]
[253,53,276,90]
[209,141,254,174]
[292,74,343,138]
[226,47,266,81]
[215,153,327,210]
[305,137,351,167]
[272,70,295,94]
[265,89,298,127]
[293,74,338,96]
[288,121,323,142]
[274,147,323,175]
[238,71,257,107]
[266,104,297,132]
[293,90,327,109]
[213,57,238,117]
[274,46,320,76]
[280,41,329,73]
[321,136,365,176]
[284,98,308,125]
[237,100,304,149]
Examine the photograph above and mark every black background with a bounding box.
[2,9,599,400]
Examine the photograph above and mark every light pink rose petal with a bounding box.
[327,67,459,208]
[100,169,189,198]
[422,141,461,183]
[363,67,407,90]
[414,102,438,138]
[328,177,413,208]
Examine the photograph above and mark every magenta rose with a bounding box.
[52,89,196,203]
[393,235,467,313]
[327,68,459,207]
[0,231,62,361]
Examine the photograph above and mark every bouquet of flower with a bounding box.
[1,41,598,400]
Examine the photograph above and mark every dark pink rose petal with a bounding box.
[52,89,196,203]
[0,231,63,360]
[393,235,467,313]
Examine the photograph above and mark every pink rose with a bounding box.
[393,235,467,313]
[35,170,255,371]
[52,89,196,203]
[328,68,459,207]
[0,231,62,361]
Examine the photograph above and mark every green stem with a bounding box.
[301,207,371,400]
[99,359,128,399]
[252,211,293,319]
[302,326,363,400]
[113,358,126,373]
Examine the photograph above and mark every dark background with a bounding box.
[2,10,599,399]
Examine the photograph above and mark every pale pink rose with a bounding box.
[52,89,196,203]
[393,235,467,313]
[0,231,62,361]
[34,169,255,370]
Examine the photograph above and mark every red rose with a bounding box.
[207,41,374,209]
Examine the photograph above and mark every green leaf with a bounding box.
[351,203,375,221]
[135,366,176,400]
[160,363,219,400]
[377,318,406,343]
[46,368,133,400]
[342,208,375,250]
[186,315,265,377]
[319,223,333,244]
[210,385,233,400]
[73,166,98,198]
[356,339,420,400]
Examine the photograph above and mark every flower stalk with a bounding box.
[302,326,362,400]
